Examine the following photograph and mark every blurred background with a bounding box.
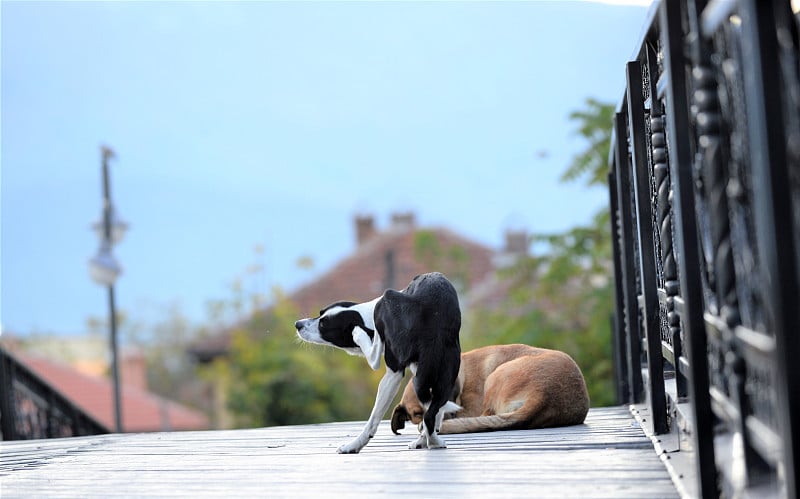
[1,0,651,433]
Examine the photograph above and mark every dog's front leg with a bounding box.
[337,368,403,454]
[352,326,383,371]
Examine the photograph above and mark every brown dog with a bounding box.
[391,344,589,434]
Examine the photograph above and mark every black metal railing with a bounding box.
[0,346,108,440]
[610,1,799,497]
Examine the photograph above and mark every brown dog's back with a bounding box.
[389,344,589,435]
[440,344,589,433]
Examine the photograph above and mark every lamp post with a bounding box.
[88,145,128,433]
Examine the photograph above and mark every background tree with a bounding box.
[210,97,618,424]
[561,97,615,187]
[209,268,384,428]
[463,97,617,406]
[117,304,213,414]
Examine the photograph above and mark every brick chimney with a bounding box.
[390,212,416,231]
[355,215,377,246]
[121,349,148,391]
[504,229,528,255]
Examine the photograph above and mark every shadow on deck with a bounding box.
[0,406,679,498]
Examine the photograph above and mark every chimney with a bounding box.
[121,349,148,391]
[355,215,376,245]
[384,249,396,290]
[504,229,529,255]
[390,212,416,231]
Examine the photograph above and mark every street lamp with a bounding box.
[88,145,128,433]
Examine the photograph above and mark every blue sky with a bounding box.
[1,1,651,336]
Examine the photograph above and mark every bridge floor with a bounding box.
[1,405,678,498]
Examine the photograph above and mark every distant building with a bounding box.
[189,212,531,427]
[4,342,209,433]
[190,212,507,362]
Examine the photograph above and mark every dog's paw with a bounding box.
[337,440,364,454]
[427,433,447,449]
[409,434,428,450]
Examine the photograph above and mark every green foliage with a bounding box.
[89,304,211,414]
[463,254,615,406]
[413,230,470,289]
[221,289,382,428]
[130,305,206,408]
[463,97,617,406]
[216,96,619,425]
[561,98,616,187]
[413,230,442,265]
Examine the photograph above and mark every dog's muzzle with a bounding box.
[294,319,310,331]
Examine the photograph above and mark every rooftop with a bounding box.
[190,213,506,362]
[13,352,209,433]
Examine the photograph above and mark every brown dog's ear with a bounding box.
[390,404,409,434]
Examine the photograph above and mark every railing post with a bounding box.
[613,110,644,404]
[660,2,719,495]
[0,347,17,440]
[609,168,631,404]
[739,1,800,496]
[626,59,668,435]
[0,346,108,440]
[613,0,799,495]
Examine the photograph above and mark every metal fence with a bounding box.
[609,1,799,497]
[0,346,108,440]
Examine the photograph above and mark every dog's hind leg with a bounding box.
[409,399,460,449]
[337,368,403,454]
[425,395,451,449]
[409,349,460,450]
[408,387,458,449]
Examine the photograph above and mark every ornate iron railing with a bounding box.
[0,346,108,440]
[610,1,799,497]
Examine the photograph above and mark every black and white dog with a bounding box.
[294,272,462,454]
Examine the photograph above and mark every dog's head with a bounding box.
[294,301,374,354]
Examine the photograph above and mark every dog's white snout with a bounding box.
[294,319,309,331]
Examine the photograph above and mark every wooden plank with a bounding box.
[1,406,678,498]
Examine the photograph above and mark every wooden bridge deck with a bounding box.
[0,406,679,498]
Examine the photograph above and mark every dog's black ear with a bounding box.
[381,289,404,302]
[379,289,413,318]
[390,404,409,434]
[319,301,357,316]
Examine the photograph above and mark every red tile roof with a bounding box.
[190,219,498,360]
[290,225,496,317]
[16,353,209,433]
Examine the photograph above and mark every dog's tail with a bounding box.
[439,412,526,434]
